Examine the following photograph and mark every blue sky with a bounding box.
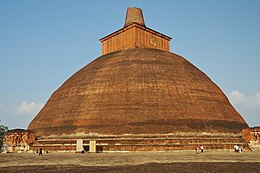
[0,0,259,129]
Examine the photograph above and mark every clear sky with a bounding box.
[0,0,259,129]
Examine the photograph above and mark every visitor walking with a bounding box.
[200,145,204,153]
[195,145,201,154]
[234,145,239,152]
[39,148,43,156]
[238,145,243,153]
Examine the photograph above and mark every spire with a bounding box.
[124,7,145,27]
[100,7,171,55]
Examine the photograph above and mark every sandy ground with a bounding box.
[1,150,260,172]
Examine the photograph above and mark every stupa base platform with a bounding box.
[30,132,247,153]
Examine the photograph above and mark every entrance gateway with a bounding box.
[76,139,96,153]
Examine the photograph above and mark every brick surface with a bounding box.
[28,48,248,137]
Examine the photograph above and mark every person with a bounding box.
[238,145,243,153]
[234,145,239,152]
[195,145,201,154]
[200,145,204,153]
[39,147,43,156]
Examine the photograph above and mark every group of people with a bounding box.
[195,144,243,153]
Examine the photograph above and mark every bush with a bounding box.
[0,122,8,146]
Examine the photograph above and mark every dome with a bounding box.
[28,48,248,136]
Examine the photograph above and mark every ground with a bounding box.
[1,150,260,172]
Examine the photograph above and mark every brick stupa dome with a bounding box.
[28,8,248,137]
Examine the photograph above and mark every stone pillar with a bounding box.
[76,139,83,152]
[124,7,145,27]
[89,140,96,153]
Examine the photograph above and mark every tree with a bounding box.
[0,121,8,146]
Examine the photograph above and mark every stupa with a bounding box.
[28,7,248,152]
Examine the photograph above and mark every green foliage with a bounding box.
[0,121,8,146]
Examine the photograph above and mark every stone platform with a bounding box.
[31,133,246,152]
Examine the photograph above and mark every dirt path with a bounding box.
[1,150,260,172]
